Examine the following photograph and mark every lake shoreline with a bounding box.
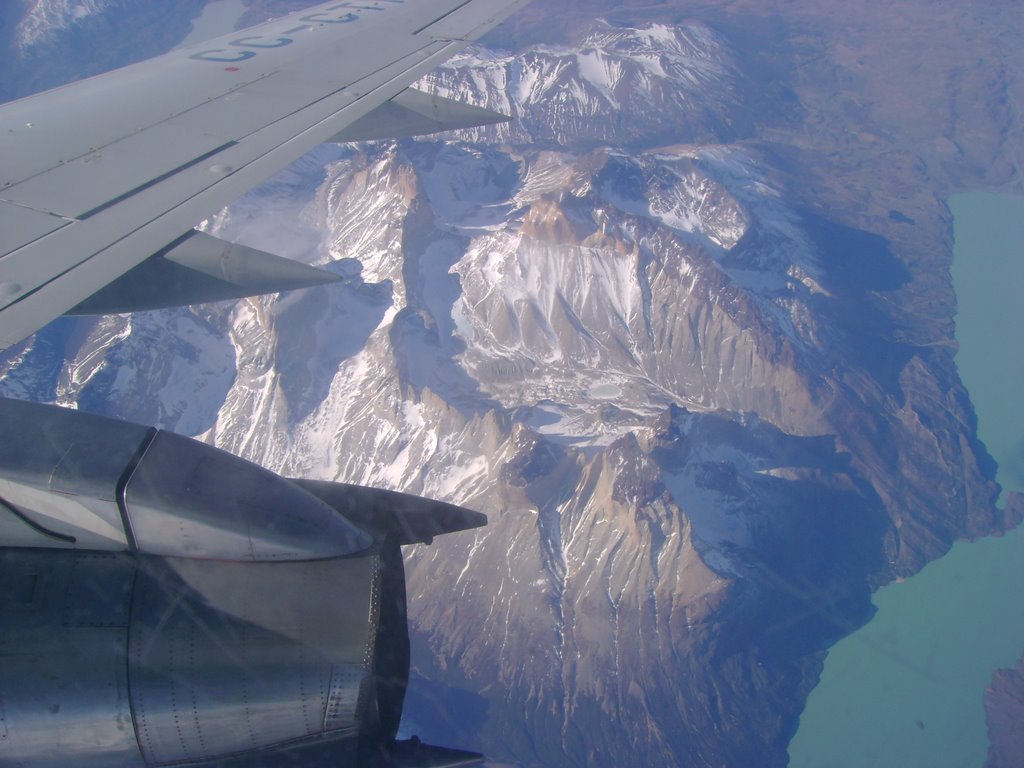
[787,191,1024,768]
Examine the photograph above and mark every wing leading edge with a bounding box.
[0,0,526,350]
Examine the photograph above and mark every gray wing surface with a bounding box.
[0,0,524,350]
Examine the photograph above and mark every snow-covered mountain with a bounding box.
[0,0,205,102]
[1,3,1016,766]
[16,0,108,48]
[420,21,752,149]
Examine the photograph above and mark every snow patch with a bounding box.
[18,0,107,48]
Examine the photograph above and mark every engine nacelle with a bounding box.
[0,399,486,767]
[0,549,380,766]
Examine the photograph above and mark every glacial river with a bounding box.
[787,191,1024,768]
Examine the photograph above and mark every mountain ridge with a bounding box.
[1,1,1021,766]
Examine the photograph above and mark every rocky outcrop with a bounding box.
[984,626,1024,768]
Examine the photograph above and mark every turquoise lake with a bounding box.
[787,191,1024,768]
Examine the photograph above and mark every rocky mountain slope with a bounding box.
[984,654,1024,768]
[2,1,1022,766]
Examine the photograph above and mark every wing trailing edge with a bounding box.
[328,87,509,143]
[0,0,531,348]
[68,230,340,314]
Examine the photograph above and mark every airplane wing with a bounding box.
[0,0,524,350]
